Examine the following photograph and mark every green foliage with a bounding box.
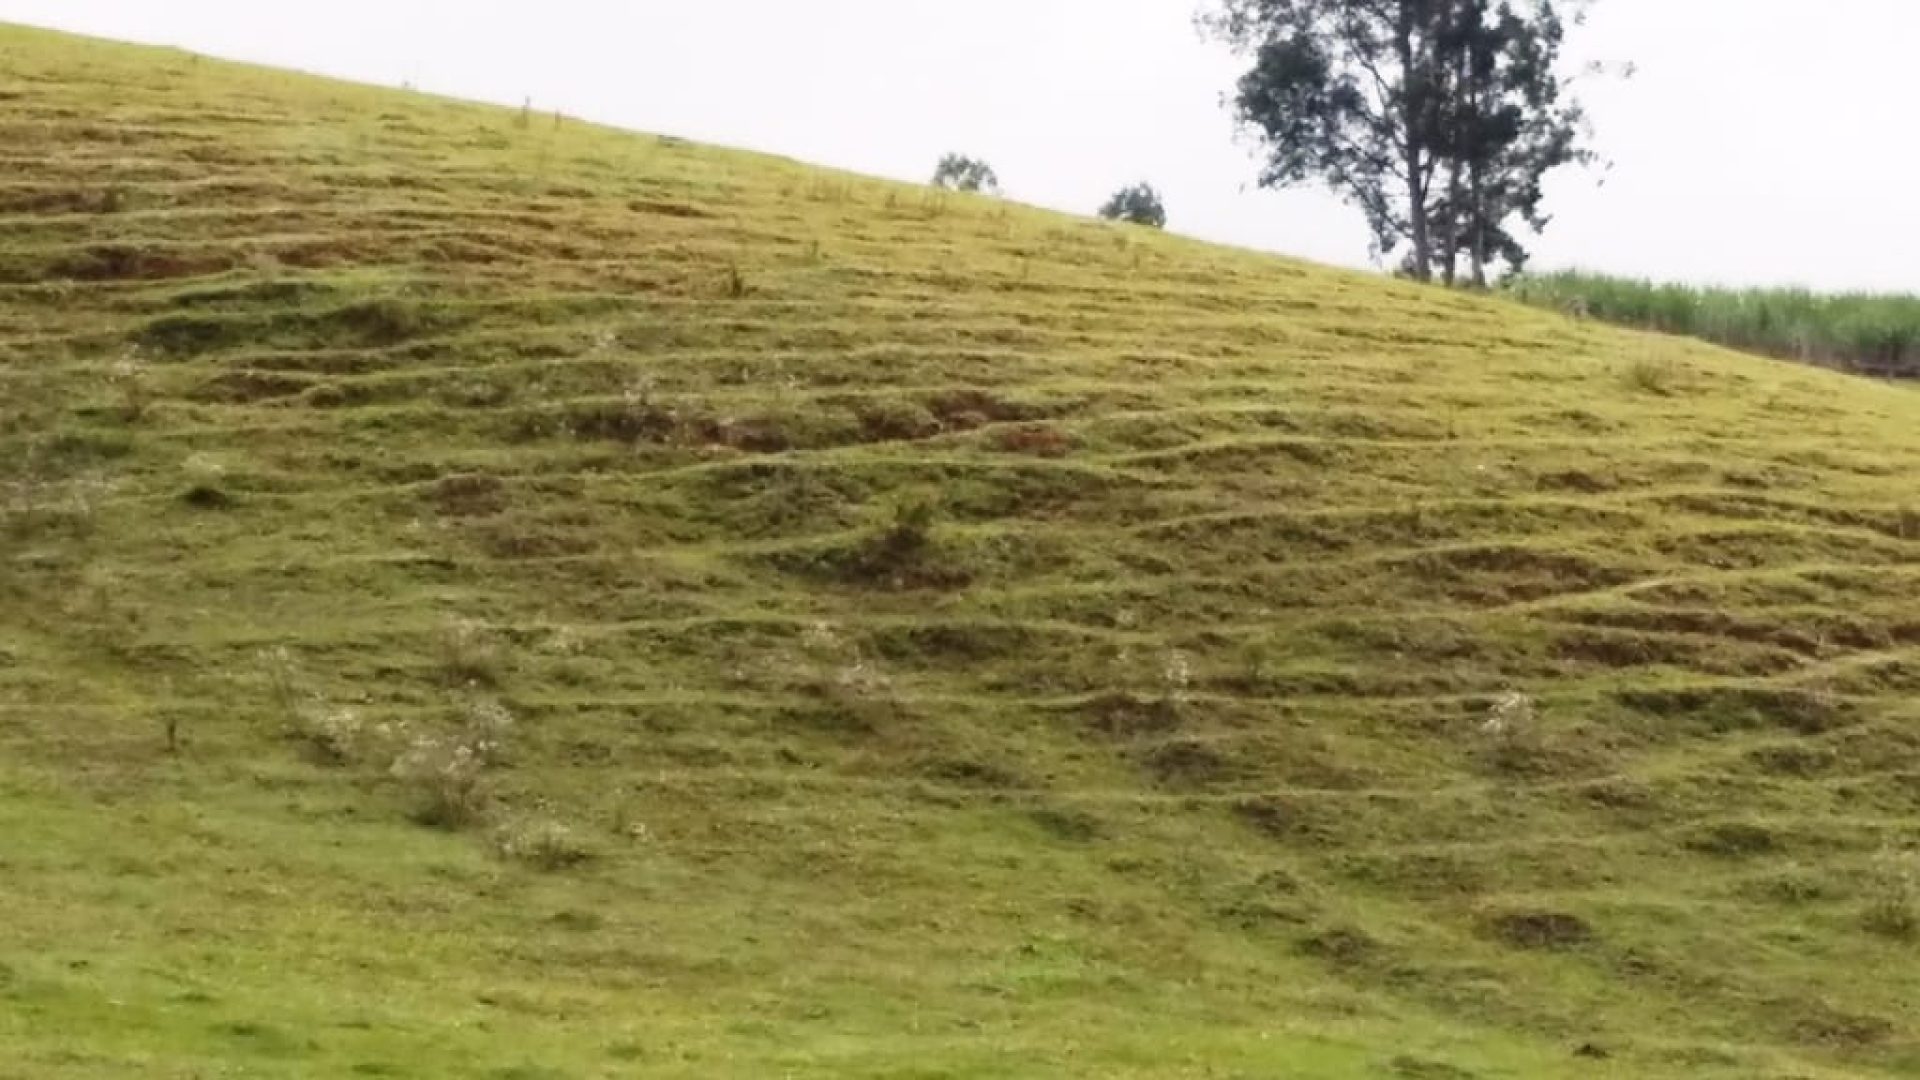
[1204,0,1596,282]
[1099,183,1167,228]
[1508,270,1920,378]
[930,152,1001,194]
[875,497,934,560]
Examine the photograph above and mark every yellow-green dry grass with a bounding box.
[3,23,1920,1080]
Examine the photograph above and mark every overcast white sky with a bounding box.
[5,1,1916,291]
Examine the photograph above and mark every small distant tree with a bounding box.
[931,153,1001,194]
[1099,183,1168,228]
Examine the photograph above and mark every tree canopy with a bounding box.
[1099,183,1168,228]
[1204,0,1594,285]
[931,154,1001,195]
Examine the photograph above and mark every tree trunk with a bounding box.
[1464,18,1487,289]
[1468,162,1487,288]
[1466,47,1488,289]
[1407,157,1432,281]
[1397,10,1432,282]
[1441,154,1464,287]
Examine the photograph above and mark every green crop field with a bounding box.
[3,23,1919,1080]
[1507,271,1920,380]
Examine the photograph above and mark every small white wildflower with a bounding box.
[110,345,146,382]
[1161,650,1194,702]
[834,661,891,699]
[542,624,583,656]
[181,453,227,482]
[802,620,843,658]
[1483,691,1536,737]
[621,374,656,410]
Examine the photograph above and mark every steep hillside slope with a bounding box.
[3,24,1918,1080]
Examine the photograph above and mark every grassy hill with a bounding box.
[3,23,1919,1080]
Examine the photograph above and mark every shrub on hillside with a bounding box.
[390,695,515,829]
[931,154,1000,195]
[263,646,368,766]
[294,700,370,766]
[1621,354,1682,396]
[1098,183,1167,228]
[261,642,520,831]
[436,616,504,687]
[107,345,152,421]
[1862,848,1919,940]
[857,498,937,576]
[493,816,595,871]
[1478,690,1545,773]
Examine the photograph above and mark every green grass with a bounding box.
[3,22,1920,1079]
[1507,270,1920,378]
